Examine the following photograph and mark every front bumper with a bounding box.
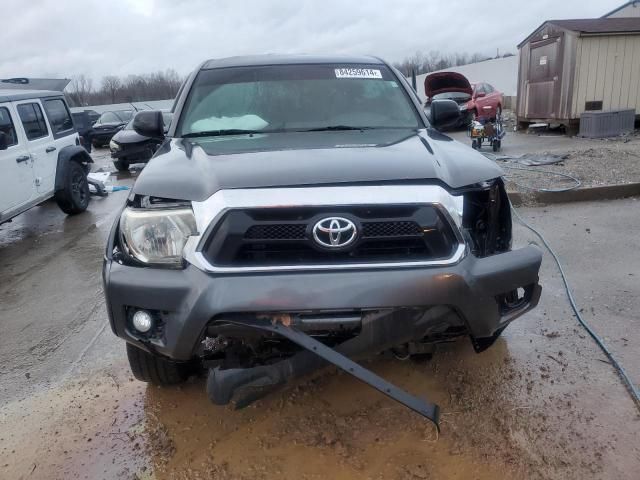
[92,131,118,144]
[103,244,542,361]
[110,143,154,161]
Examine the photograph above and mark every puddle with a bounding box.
[142,352,518,480]
[0,369,148,479]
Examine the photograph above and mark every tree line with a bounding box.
[393,50,515,77]
[65,69,183,107]
[64,52,515,107]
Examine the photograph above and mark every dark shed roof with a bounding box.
[548,17,640,33]
[519,17,640,48]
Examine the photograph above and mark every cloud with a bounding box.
[0,0,623,83]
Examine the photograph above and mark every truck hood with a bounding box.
[424,72,473,99]
[133,129,503,202]
[112,128,149,145]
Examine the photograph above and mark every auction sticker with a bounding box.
[335,68,382,79]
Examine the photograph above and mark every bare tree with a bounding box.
[102,75,122,104]
[469,52,490,64]
[66,75,93,107]
[63,70,186,106]
[393,50,496,76]
[454,52,469,67]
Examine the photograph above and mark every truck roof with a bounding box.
[0,89,64,103]
[201,54,385,70]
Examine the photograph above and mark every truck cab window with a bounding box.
[43,98,74,134]
[17,103,49,140]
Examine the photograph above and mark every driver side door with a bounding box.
[0,104,36,219]
[14,100,56,195]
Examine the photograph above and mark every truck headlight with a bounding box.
[119,207,197,266]
[110,139,120,151]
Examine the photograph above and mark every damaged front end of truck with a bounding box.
[103,56,542,430]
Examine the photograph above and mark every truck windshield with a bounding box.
[177,64,420,136]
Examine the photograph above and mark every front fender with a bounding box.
[55,145,93,192]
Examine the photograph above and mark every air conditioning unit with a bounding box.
[579,109,635,138]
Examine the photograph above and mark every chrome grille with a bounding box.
[203,205,458,268]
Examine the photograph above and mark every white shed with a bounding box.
[603,1,640,18]
[516,17,640,129]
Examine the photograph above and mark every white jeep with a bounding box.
[0,89,92,224]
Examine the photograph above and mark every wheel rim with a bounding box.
[71,170,88,204]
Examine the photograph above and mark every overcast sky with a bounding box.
[0,0,625,83]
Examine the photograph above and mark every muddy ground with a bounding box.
[1,148,639,479]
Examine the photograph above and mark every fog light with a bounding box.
[132,310,154,333]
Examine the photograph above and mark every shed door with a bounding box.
[526,35,563,119]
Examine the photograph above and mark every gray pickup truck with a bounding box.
[102,55,542,427]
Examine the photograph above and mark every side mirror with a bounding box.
[475,91,486,98]
[0,131,8,150]
[133,111,165,139]
[429,99,461,130]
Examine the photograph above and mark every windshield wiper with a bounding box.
[299,125,376,132]
[183,129,266,138]
[183,126,378,137]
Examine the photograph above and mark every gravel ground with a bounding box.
[449,112,640,194]
[542,139,640,187]
[501,135,640,193]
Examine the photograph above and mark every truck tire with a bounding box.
[54,161,90,214]
[113,159,129,172]
[126,343,189,385]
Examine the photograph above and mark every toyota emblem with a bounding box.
[312,217,357,248]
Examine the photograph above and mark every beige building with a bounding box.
[516,17,640,128]
[603,1,640,18]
